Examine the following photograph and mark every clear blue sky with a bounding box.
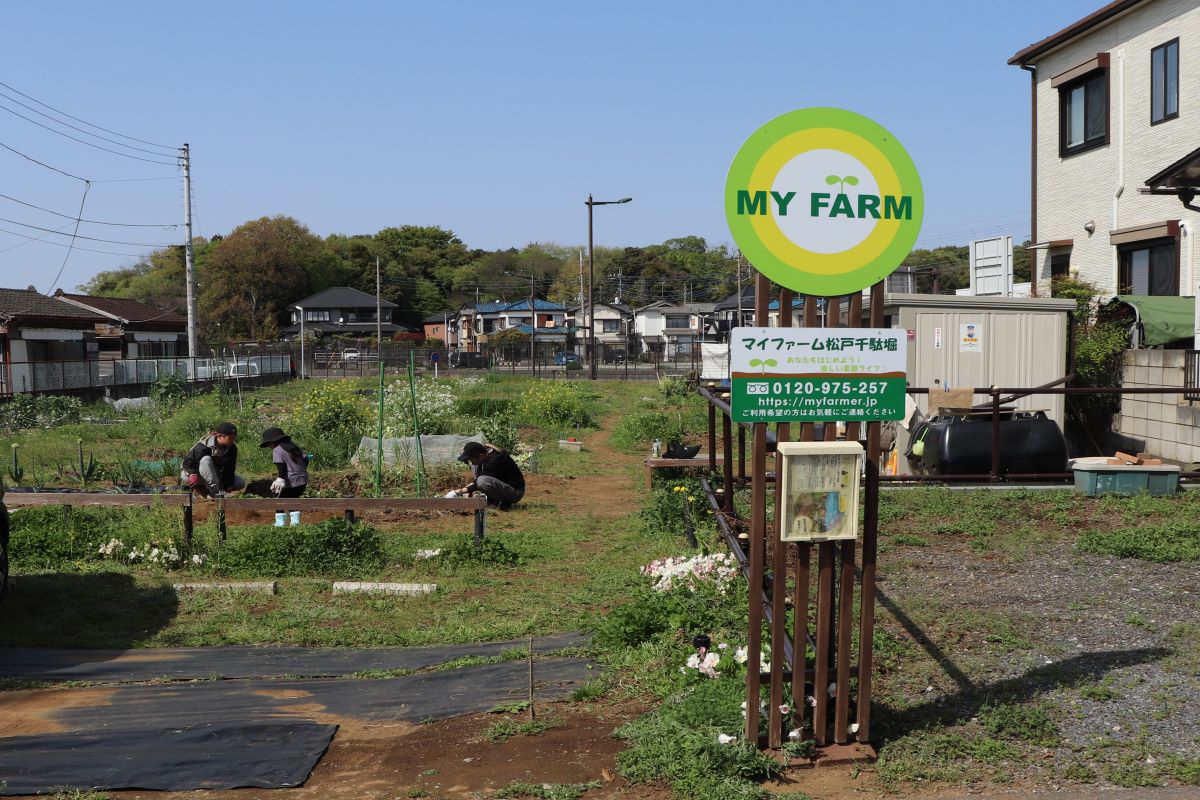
[0,0,1103,294]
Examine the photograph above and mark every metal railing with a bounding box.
[1185,350,1200,402]
[0,355,291,396]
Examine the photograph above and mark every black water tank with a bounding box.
[909,411,1067,475]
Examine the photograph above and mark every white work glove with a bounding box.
[270,478,286,495]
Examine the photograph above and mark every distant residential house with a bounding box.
[1009,0,1200,298]
[53,291,187,359]
[0,287,106,394]
[283,287,407,340]
[568,302,633,358]
[423,311,457,347]
[469,299,568,345]
[634,301,714,357]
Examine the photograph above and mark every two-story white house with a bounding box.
[1009,0,1200,299]
[634,301,714,360]
[569,302,632,360]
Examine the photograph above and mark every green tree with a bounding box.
[200,216,330,341]
[79,239,213,312]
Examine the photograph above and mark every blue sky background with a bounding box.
[0,0,1104,294]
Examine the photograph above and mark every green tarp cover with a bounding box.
[1114,295,1194,346]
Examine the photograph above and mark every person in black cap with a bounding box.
[181,422,245,498]
[261,427,308,499]
[455,441,524,510]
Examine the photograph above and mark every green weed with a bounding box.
[495,780,600,800]
[1078,524,1200,562]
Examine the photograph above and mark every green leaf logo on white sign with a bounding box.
[725,108,923,296]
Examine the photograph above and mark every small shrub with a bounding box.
[978,699,1059,746]
[0,393,82,430]
[659,376,690,400]
[641,480,704,537]
[289,381,368,468]
[478,413,519,454]
[218,518,384,578]
[150,373,188,409]
[516,382,592,428]
[383,378,457,436]
[612,411,688,453]
[592,582,748,650]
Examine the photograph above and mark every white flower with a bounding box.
[806,696,817,707]
[734,646,748,664]
[415,548,442,560]
[717,733,736,745]
[191,554,206,565]
[788,728,803,741]
[717,642,729,651]
[779,704,791,716]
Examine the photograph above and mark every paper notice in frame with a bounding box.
[778,441,863,543]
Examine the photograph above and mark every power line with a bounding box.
[0,79,175,150]
[0,101,177,165]
[0,87,176,157]
[0,191,177,228]
[44,181,91,295]
[0,138,88,182]
[0,224,146,257]
[0,214,178,247]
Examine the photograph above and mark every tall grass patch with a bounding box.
[216,518,384,577]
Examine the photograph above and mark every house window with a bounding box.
[1049,253,1071,280]
[664,315,690,328]
[601,319,620,333]
[1059,70,1107,156]
[304,310,330,322]
[1118,238,1177,295]
[1151,39,1179,125]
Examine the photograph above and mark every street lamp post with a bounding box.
[586,194,632,380]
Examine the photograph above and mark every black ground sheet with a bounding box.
[0,634,594,796]
[0,631,587,683]
[0,721,337,794]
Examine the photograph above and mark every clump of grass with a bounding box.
[1077,524,1200,562]
[217,518,384,578]
[495,780,600,800]
[483,716,560,742]
[978,699,1059,746]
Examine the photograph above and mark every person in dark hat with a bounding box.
[181,422,244,498]
[261,427,308,499]
[455,441,524,510]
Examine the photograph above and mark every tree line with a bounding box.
[80,214,1019,341]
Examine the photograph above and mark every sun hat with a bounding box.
[215,422,238,436]
[259,426,289,447]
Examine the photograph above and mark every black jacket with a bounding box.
[475,450,525,489]
[182,435,238,490]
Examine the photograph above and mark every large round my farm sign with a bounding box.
[725,108,923,296]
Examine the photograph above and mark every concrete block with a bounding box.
[1146,349,1164,368]
[1134,366,1149,385]
[1147,420,1163,440]
[1164,350,1186,369]
[333,582,437,596]
[1126,417,1147,437]
[173,581,278,594]
[1124,349,1138,366]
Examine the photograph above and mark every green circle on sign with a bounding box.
[725,108,923,296]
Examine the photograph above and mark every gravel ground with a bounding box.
[873,524,1200,788]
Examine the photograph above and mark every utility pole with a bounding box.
[530,272,537,378]
[180,144,198,357]
[578,249,585,307]
[375,256,383,363]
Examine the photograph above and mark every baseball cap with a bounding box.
[215,422,238,436]
[458,442,486,463]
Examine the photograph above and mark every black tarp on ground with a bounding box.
[0,631,587,683]
[48,657,593,732]
[0,656,593,796]
[0,721,336,795]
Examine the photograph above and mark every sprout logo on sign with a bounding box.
[726,108,923,296]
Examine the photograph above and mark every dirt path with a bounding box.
[522,411,644,519]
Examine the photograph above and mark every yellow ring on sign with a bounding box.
[746,129,903,276]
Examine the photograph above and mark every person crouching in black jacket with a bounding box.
[455,442,524,510]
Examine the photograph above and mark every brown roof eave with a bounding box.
[1,314,104,329]
[1008,0,1146,65]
